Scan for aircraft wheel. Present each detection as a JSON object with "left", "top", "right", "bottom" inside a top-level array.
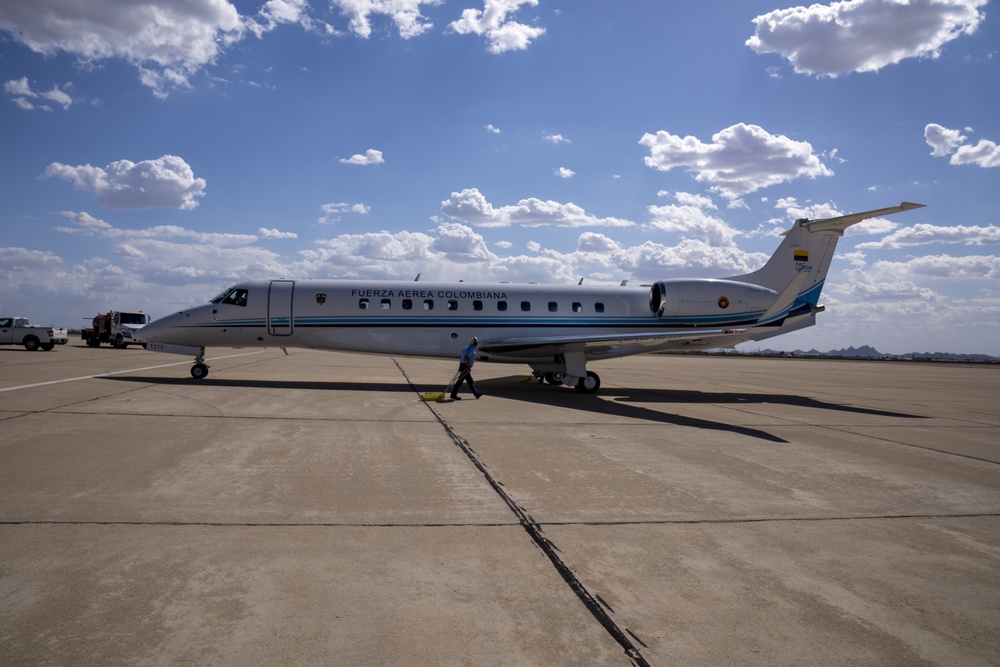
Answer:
[
  {"left": 575, "top": 371, "right": 601, "bottom": 394},
  {"left": 543, "top": 372, "right": 564, "bottom": 385},
  {"left": 191, "top": 363, "right": 209, "bottom": 379}
]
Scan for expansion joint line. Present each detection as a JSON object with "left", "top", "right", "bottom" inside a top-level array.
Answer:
[{"left": 393, "top": 359, "right": 650, "bottom": 667}]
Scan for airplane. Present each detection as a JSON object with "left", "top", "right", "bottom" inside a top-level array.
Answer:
[{"left": 138, "top": 202, "right": 924, "bottom": 394}]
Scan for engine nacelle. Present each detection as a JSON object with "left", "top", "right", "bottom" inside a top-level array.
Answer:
[{"left": 649, "top": 279, "right": 777, "bottom": 321}]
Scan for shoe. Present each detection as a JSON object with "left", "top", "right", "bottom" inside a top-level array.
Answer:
[
  {"left": 451, "top": 396, "right": 461, "bottom": 400},
  {"left": 474, "top": 392, "right": 483, "bottom": 399}
]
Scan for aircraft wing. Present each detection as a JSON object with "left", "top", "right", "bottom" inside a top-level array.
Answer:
[{"left": 480, "top": 327, "right": 755, "bottom": 359}]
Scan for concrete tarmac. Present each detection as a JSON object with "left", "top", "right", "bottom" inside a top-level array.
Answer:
[{"left": 1, "top": 344, "right": 998, "bottom": 666}]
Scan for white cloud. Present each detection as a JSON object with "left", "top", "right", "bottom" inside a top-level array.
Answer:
[
  {"left": 556, "top": 167, "right": 575, "bottom": 179},
  {"left": 838, "top": 254, "right": 1000, "bottom": 308},
  {"left": 339, "top": 149, "right": 385, "bottom": 165},
  {"left": 449, "top": 0, "right": 545, "bottom": 53},
  {"left": 57, "top": 210, "right": 113, "bottom": 232},
  {"left": 925, "top": 123, "right": 1000, "bottom": 167},
  {"left": 333, "top": 0, "right": 440, "bottom": 39},
  {"left": 576, "top": 232, "right": 621, "bottom": 255},
  {"left": 319, "top": 202, "right": 371, "bottom": 223},
  {"left": 747, "top": 0, "right": 987, "bottom": 76},
  {"left": 3, "top": 76, "right": 73, "bottom": 110},
  {"left": 951, "top": 139, "right": 1000, "bottom": 168},
  {"left": 44, "top": 155, "right": 207, "bottom": 210},
  {"left": 545, "top": 134, "right": 570, "bottom": 144},
  {"left": 856, "top": 224, "right": 1000, "bottom": 248},
  {"left": 674, "top": 192, "right": 716, "bottom": 210},
  {"left": 639, "top": 123, "right": 833, "bottom": 199},
  {"left": 646, "top": 196, "right": 740, "bottom": 248},
  {"left": 56, "top": 216, "right": 258, "bottom": 247},
  {"left": 258, "top": 227, "right": 299, "bottom": 239},
  {"left": 0, "top": 0, "right": 245, "bottom": 98},
  {"left": 485, "top": 123, "right": 501, "bottom": 134},
  {"left": 247, "top": 0, "right": 316, "bottom": 38},
  {"left": 440, "top": 187, "right": 635, "bottom": 228},
  {"left": 925, "top": 122, "right": 967, "bottom": 155},
  {"left": 430, "top": 222, "right": 494, "bottom": 261}
]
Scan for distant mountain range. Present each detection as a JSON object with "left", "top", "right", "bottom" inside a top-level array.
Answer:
[{"left": 758, "top": 345, "right": 999, "bottom": 363}]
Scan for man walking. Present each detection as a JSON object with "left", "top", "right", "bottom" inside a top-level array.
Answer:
[{"left": 451, "top": 336, "right": 483, "bottom": 400}]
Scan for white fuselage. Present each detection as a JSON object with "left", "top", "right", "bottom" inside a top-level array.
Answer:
[{"left": 140, "top": 278, "right": 772, "bottom": 364}]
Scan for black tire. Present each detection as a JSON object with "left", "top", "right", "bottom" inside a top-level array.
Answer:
[
  {"left": 40, "top": 342, "right": 55, "bottom": 351},
  {"left": 114, "top": 334, "right": 125, "bottom": 349},
  {"left": 23, "top": 336, "right": 40, "bottom": 351},
  {"left": 575, "top": 371, "right": 601, "bottom": 394},
  {"left": 191, "top": 363, "right": 209, "bottom": 379}
]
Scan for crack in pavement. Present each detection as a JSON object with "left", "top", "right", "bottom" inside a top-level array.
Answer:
[{"left": 394, "top": 358, "right": 650, "bottom": 667}]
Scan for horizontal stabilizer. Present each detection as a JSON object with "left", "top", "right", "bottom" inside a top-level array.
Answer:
[{"left": 803, "top": 202, "right": 924, "bottom": 234}]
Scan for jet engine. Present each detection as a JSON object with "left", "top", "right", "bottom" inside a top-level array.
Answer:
[{"left": 649, "top": 279, "right": 777, "bottom": 321}]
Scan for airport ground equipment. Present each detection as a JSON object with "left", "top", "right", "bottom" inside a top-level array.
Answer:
[
  {"left": 82, "top": 310, "right": 152, "bottom": 348},
  {"left": 0, "top": 316, "right": 68, "bottom": 351}
]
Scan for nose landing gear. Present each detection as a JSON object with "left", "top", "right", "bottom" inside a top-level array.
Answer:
[{"left": 191, "top": 348, "right": 209, "bottom": 379}]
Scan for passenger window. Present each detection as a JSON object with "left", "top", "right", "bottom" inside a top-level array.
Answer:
[
  {"left": 402, "top": 299, "right": 412, "bottom": 310},
  {"left": 572, "top": 302, "right": 582, "bottom": 313},
  {"left": 548, "top": 302, "right": 558, "bottom": 312},
  {"left": 473, "top": 300, "right": 483, "bottom": 311},
  {"left": 595, "top": 302, "right": 605, "bottom": 313},
  {"left": 381, "top": 299, "right": 391, "bottom": 310},
  {"left": 359, "top": 299, "right": 370, "bottom": 310},
  {"left": 448, "top": 300, "right": 458, "bottom": 311},
  {"left": 423, "top": 300, "right": 434, "bottom": 311},
  {"left": 497, "top": 301, "right": 507, "bottom": 312},
  {"left": 521, "top": 301, "right": 531, "bottom": 312}
]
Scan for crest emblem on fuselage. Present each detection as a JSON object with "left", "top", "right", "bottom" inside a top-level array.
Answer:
[{"left": 316, "top": 293, "right": 327, "bottom": 305}]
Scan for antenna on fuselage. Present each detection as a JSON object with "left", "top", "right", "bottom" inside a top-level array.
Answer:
[{"left": 414, "top": 273, "right": 422, "bottom": 281}]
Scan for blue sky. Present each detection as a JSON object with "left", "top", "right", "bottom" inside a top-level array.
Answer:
[{"left": 2, "top": 0, "right": 998, "bottom": 355}]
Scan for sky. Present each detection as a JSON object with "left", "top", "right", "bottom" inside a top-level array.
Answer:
[{"left": 1, "top": 0, "right": 998, "bottom": 356}]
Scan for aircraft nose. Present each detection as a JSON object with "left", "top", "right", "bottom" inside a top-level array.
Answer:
[{"left": 135, "top": 314, "right": 175, "bottom": 343}]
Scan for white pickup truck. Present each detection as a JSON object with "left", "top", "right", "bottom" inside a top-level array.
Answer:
[{"left": 0, "top": 316, "right": 69, "bottom": 351}]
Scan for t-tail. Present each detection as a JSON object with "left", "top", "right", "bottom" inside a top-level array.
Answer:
[{"left": 729, "top": 202, "right": 924, "bottom": 337}]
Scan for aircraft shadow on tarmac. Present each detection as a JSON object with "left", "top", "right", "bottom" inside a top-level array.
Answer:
[
  {"left": 112, "top": 373, "right": 922, "bottom": 444},
  {"left": 476, "top": 377, "right": 923, "bottom": 444}
]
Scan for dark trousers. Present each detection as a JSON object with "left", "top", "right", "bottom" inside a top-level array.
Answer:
[{"left": 451, "top": 363, "right": 479, "bottom": 397}]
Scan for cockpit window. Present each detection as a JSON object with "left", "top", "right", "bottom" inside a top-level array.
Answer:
[{"left": 211, "top": 288, "right": 248, "bottom": 307}]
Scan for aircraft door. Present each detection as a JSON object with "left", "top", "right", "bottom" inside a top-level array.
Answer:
[{"left": 268, "top": 280, "right": 295, "bottom": 336}]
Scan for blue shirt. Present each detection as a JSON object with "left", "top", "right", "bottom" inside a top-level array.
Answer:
[{"left": 461, "top": 343, "right": 477, "bottom": 367}]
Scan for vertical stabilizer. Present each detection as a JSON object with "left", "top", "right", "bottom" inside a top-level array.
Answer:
[{"left": 727, "top": 202, "right": 924, "bottom": 305}]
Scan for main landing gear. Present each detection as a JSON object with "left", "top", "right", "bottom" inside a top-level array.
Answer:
[{"left": 531, "top": 370, "right": 601, "bottom": 394}]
